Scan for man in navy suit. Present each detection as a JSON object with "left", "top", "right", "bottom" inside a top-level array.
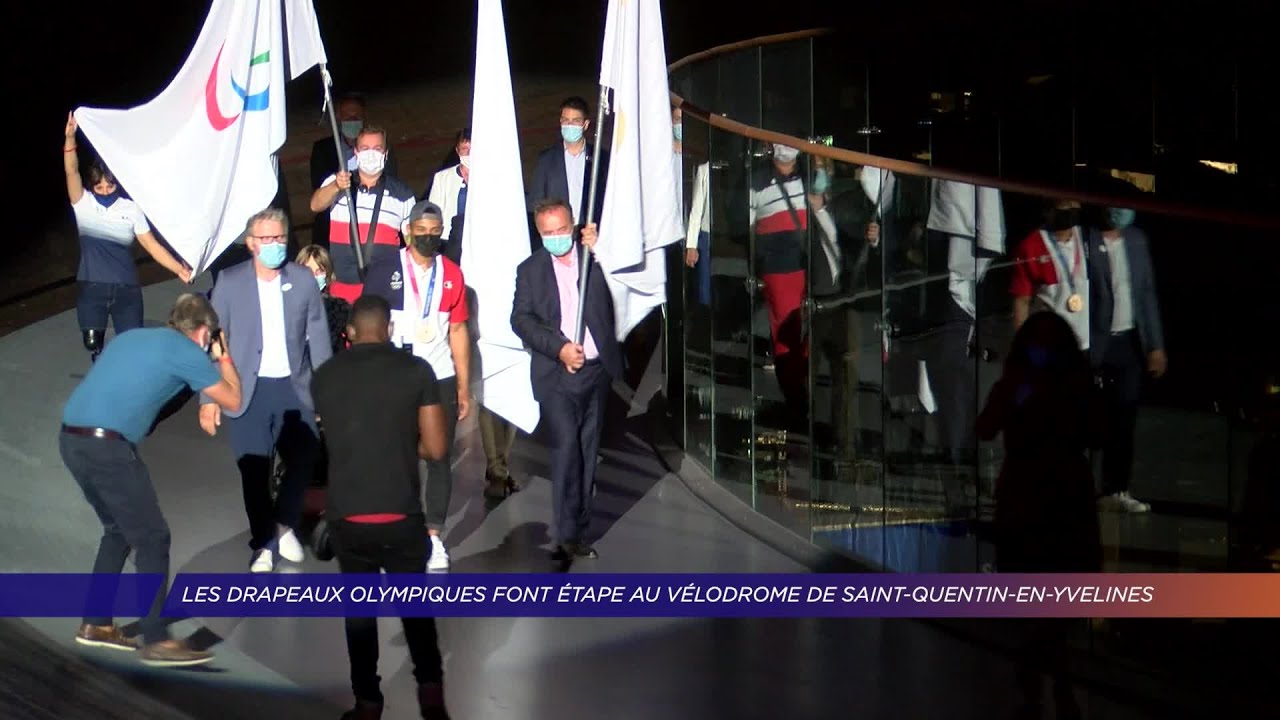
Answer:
[
  {"left": 199, "top": 208, "right": 333, "bottom": 573},
  {"left": 512, "top": 199, "right": 622, "bottom": 561},
  {"left": 1087, "top": 206, "right": 1166, "bottom": 513},
  {"left": 527, "top": 97, "right": 609, "bottom": 235}
]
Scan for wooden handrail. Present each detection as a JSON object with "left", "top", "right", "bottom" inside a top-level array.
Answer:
[{"left": 666, "top": 33, "right": 1280, "bottom": 233}]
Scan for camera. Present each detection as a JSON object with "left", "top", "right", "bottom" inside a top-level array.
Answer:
[{"left": 208, "top": 328, "right": 226, "bottom": 356}]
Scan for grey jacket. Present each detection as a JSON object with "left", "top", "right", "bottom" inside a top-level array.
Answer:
[
  {"left": 199, "top": 260, "right": 332, "bottom": 417},
  {"left": 1087, "top": 225, "right": 1164, "bottom": 366}
]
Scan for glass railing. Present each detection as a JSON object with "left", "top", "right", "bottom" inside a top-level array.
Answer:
[{"left": 665, "top": 31, "right": 1280, "bottom": 710}]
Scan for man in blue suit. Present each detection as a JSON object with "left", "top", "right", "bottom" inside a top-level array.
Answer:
[
  {"left": 200, "top": 208, "right": 333, "bottom": 572},
  {"left": 512, "top": 199, "right": 622, "bottom": 561},
  {"left": 527, "top": 97, "right": 609, "bottom": 235},
  {"left": 1088, "top": 206, "right": 1166, "bottom": 514}
]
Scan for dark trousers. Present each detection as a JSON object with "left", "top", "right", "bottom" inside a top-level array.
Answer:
[
  {"left": 423, "top": 376, "right": 458, "bottom": 531},
  {"left": 542, "top": 362, "right": 608, "bottom": 544},
  {"left": 1098, "top": 330, "right": 1143, "bottom": 495},
  {"left": 334, "top": 517, "right": 443, "bottom": 704},
  {"left": 76, "top": 282, "right": 143, "bottom": 335},
  {"left": 59, "top": 432, "right": 171, "bottom": 645},
  {"left": 227, "top": 378, "right": 319, "bottom": 550}
]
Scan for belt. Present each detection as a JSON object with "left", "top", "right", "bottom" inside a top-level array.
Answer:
[{"left": 61, "top": 424, "right": 128, "bottom": 442}]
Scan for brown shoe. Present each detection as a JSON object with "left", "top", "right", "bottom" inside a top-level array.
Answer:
[
  {"left": 139, "top": 639, "right": 213, "bottom": 668},
  {"left": 74, "top": 623, "right": 136, "bottom": 652},
  {"left": 418, "top": 682, "right": 450, "bottom": 720}
]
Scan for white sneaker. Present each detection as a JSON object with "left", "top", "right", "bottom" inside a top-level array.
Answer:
[
  {"left": 1099, "top": 491, "right": 1151, "bottom": 513},
  {"left": 277, "top": 528, "right": 305, "bottom": 563},
  {"left": 250, "top": 549, "right": 274, "bottom": 573},
  {"left": 427, "top": 535, "right": 449, "bottom": 572}
]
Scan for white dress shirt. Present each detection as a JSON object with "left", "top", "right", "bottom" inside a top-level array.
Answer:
[
  {"left": 257, "top": 275, "right": 292, "bottom": 378},
  {"left": 1104, "top": 234, "right": 1135, "bottom": 333},
  {"left": 564, "top": 147, "right": 588, "bottom": 224}
]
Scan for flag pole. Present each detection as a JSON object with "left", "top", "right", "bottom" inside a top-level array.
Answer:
[
  {"left": 573, "top": 85, "right": 610, "bottom": 345},
  {"left": 319, "top": 64, "right": 367, "bottom": 279}
]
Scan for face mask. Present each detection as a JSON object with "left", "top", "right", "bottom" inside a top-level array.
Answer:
[
  {"left": 356, "top": 149, "right": 386, "bottom": 175},
  {"left": 459, "top": 154, "right": 471, "bottom": 168},
  {"left": 673, "top": 123, "right": 683, "bottom": 142},
  {"left": 1048, "top": 208, "right": 1079, "bottom": 232},
  {"left": 411, "top": 234, "right": 443, "bottom": 257},
  {"left": 257, "top": 242, "right": 287, "bottom": 269},
  {"left": 773, "top": 144, "right": 799, "bottom": 163},
  {"left": 541, "top": 233, "right": 574, "bottom": 257},
  {"left": 314, "top": 273, "right": 327, "bottom": 291},
  {"left": 811, "top": 168, "right": 830, "bottom": 194},
  {"left": 561, "top": 124, "right": 584, "bottom": 144},
  {"left": 340, "top": 120, "right": 363, "bottom": 141},
  {"left": 93, "top": 190, "right": 120, "bottom": 208},
  {"left": 1108, "top": 208, "right": 1136, "bottom": 229}
]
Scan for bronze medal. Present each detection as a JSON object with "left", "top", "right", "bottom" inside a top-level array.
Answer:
[{"left": 1066, "top": 293, "right": 1083, "bottom": 313}]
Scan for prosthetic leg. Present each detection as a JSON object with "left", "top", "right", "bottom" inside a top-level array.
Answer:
[{"left": 82, "top": 329, "right": 105, "bottom": 363}]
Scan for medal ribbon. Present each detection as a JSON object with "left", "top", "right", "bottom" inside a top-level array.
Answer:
[
  {"left": 1046, "top": 231, "right": 1082, "bottom": 296},
  {"left": 405, "top": 252, "right": 439, "bottom": 321}
]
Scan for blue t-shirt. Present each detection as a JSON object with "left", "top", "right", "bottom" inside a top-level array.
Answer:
[
  {"left": 63, "top": 327, "right": 221, "bottom": 444},
  {"left": 72, "top": 191, "right": 148, "bottom": 286}
]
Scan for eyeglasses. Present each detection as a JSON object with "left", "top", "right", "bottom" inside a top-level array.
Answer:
[{"left": 252, "top": 235, "right": 287, "bottom": 244}]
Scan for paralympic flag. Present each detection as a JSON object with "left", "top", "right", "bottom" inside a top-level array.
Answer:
[
  {"left": 460, "top": 0, "right": 539, "bottom": 432},
  {"left": 74, "top": 0, "right": 327, "bottom": 274},
  {"left": 594, "top": 0, "right": 683, "bottom": 339}
]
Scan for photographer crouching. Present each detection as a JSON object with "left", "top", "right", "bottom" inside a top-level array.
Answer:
[
  {"left": 311, "top": 295, "right": 451, "bottom": 720},
  {"left": 60, "top": 293, "right": 242, "bottom": 666}
]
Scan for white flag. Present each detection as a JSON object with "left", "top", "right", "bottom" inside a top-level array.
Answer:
[
  {"left": 461, "top": 0, "right": 540, "bottom": 433},
  {"left": 595, "top": 0, "right": 682, "bottom": 339},
  {"left": 74, "top": 0, "right": 327, "bottom": 275}
]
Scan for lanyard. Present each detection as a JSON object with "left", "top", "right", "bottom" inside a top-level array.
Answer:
[
  {"left": 405, "top": 252, "right": 438, "bottom": 320},
  {"left": 1046, "top": 231, "right": 1082, "bottom": 294}
]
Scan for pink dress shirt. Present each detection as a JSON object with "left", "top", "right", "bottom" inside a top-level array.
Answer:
[{"left": 551, "top": 249, "right": 599, "bottom": 360}]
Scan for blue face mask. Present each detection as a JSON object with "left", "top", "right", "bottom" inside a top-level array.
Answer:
[
  {"left": 541, "top": 234, "right": 574, "bottom": 257},
  {"left": 1108, "top": 208, "right": 1136, "bottom": 230},
  {"left": 93, "top": 190, "right": 120, "bottom": 208},
  {"left": 561, "top": 124, "right": 584, "bottom": 144},
  {"left": 1027, "top": 345, "right": 1052, "bottom": 369},
  {"left": 340, "top": 120, "right": 362, "bottom": 141},
  {"left": 811, "top": 168, "right": 830, "bottom": 194},
  {"left": 673, "top": 123, "right": 683, "bottom": 142},
  {"left": 257, "top": 242, "right": 287, "bottom": 269},
  {"left": 314, "top": 274, "right": 327, "bottom": 291}
]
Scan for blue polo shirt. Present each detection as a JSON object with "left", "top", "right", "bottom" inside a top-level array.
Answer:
[
  {"left": 72, "top": 191, "right": 150, "bottom": 286},
  {"left": 63, "top": 327, "right": 221, "bottom": 444}
]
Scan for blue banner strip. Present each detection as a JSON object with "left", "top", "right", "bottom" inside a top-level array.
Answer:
[{"left": 0, "top": 573, "right": 1165, "bottom": 618}]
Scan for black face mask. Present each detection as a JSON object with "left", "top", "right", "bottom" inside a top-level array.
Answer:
[
  {"left": 411, "top": 234, "right": 444, "bottom": 257},
  {"left": 1047, "top": 208, "right": 1079, "bottom": 232}
]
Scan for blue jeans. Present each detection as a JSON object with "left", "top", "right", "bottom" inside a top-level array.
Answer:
[
  {"left": 59, "top": 432, "right": 171, "bottom": 645},
  {"left": 76, "top": 282, "right": 144, "bottom": 335}
]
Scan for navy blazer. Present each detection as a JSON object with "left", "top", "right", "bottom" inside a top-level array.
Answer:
[
  {"left": 527, "top": 143, "right": 608, "bottom": 224},
  {"left": 200, "top": 260, "right": 333, "bottom": 417},
  {"left": 511, "top": 247, "right": 622, "bottom": 401},
  {"left": 1086, "top": 225, "right": 1165, "bottom": 366}
]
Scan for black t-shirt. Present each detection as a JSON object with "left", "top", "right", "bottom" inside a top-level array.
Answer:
[{"left": 311, "top": 342, "right": 440, "bottom": 519}]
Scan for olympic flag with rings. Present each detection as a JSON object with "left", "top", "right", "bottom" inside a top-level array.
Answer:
[{"left": 74, "top": 0, "right": 327, "bottom": 274}]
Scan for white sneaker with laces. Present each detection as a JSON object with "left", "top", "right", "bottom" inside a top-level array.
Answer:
[
  {"left": 250, "top": 549, "right": 274, "bottom": 574},
  {"left": 427, "top": 535, "right": 449, "bottom": 572},
  {"left": 277, "top": 528, "right": 305, "bottom": 563},
  {"left": 1099, "top": 491, "right": 1150, "bottom": 513}
]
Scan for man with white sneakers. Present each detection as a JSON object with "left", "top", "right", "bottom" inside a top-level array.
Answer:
[
  {"left": 362, "top": 201, "right": 472, "bottom": 571},
  {"left": 200, "top": 208, "right": 332, "bottom": 573}
]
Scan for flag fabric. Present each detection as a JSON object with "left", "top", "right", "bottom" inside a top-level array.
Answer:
[
  {"left": 594, "top": 0, "right": 683, "bottom": 339},
  {"left": 460, "top": 0, "right": 540, "bottom": 433},
  {"left": 74, "top": 0, "right": 327, "bottom": 275}
]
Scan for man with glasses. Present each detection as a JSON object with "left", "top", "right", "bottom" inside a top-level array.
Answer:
[
  {"left": 310, "top": 125, "right": 417, "bottom": 303},
  {"left": 200, "top": 208, "right": 333, "bottom": 573}
]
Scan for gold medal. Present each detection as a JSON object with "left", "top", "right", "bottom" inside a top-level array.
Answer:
[
  {"left": 1066, "top": 293, "right": 1083, "bottom": 313},
  {"left": 416, "top": 320, "right": 437, "bottom": 344}
]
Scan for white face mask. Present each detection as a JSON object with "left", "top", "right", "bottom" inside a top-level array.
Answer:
[
  {"left": 459, "top": 154, "right": 471, "bottom": 168},
  {"left": 356, "top": 149, "right": 386, "bottom": 175},
  {"left": 773, "top": 144, "right": 800, "bottom": 163}
]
